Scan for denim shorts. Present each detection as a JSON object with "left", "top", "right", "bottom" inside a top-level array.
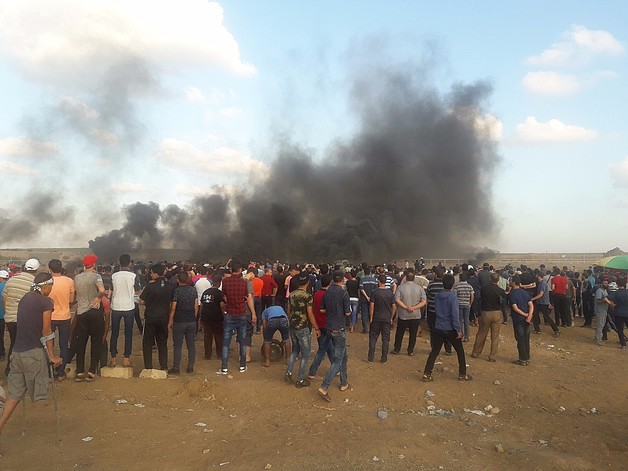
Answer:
[{"left": 264, "top": 316, "right": 289, "bottom": 344}]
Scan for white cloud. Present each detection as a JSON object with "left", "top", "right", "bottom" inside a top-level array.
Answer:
[
  {"left": 610, "top": 157, "right": 628, "bottom": 188},
  {"left": 110, "top": 182, "right": 153, "bottom": 193},
  {"left": 0, "top": 160, "right": 37, "bottom": 175},
  {"left": 219, "top": 107, "right": 243, "bottom": 119},
  {"left": 0, "top": 136, "right": 60, "bottom": 157},
  {"left": 155, "top": 138, "right": 269, "bottom": 180},
  {"left": 186, "top": 86, "right": 205, "bottom": 104},
  {"left": 516, "top": 116, "right": 598, "bottom": 143},
  {"left": 474, "top": 114, "right": 502, "bottom": 141},
  {"left": 522, "top": 71, "right": 580, "bottom": 95},
  {"left": 526, "top": 24, "right": 624, "bottom": 67},
  {"left": 0, "top": 0, "right": 255, "bottom": 87}
]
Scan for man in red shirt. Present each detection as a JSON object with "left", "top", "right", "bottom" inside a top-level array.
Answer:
[
  {"left": 551, "top": 271, "right": 571, "bottom": 327},
  {"left": 260, "top": 267, "right": 278, "bottom": 313},
  {"left": 307, "top": 274, "right": 334, "bottom": 379},
  {"left": 217, "top": 261, "right": 256, "bottom": 374}
]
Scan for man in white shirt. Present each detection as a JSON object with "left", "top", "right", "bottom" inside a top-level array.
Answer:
[{"left": 109, "top": 254, "right": 140, "bottom": 367}]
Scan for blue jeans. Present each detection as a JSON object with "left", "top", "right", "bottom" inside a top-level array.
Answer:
[
  {"left": 321, "top": 330, "right": 348, "bottom": 391},
  {"left": 459, "top": 305, "right": 470, "bottom": 340},
  {"left": 349, "top": 300, "right": 359, "bottom": 327},
  {"left": 110, "top": 309, "right": 134, "bottom": 357},
  {"left": 308, "top": 328, "right": 334, "bottom": 376},
  {"left": 359, "top": 300, "right": 370, "bottom": 332},
  {"left": 51, "top": 319, "right": 71, "bottom": 377},
  {"left": 172, "top": 322, "right": 196, "bottom": 370},
  {"left": 222, "top": 315, "right": 248, "bottom": 369},
  {"left": 286, "top": 327, "right": 312, "bottom": 381}
]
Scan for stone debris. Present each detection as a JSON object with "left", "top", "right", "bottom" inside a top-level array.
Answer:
[
  {"left": 82, "top": 437, "right": 94, "bottom": 442},
  {"left": 424, "top": 390, "right": 435, "bottom": 398},
  {"left": 495, "top": 444, "right": 504, "bottom": 453},
  {"left": 100, "top": 366, "right": 133, "bottom": 379},
  {"left": 139, "top": 369, "right": 168, "bottom": 380},
  {"left": 219, "top": 462, "right": 229, "bottom": 466},
  {"left": 194, "top": 422, "right": 207, "bottom": 427},
  {"left": 134, "top": 404, "right": 145, "bottom": 408},
  {"left": 493, "top": 380, "right": 501, "bottom": 385},
  {"left": 203, "top": 449, "right": 211, "bottom": 454},
  {"left": 114, "top": 399, "right": 128, "bottom": 404},
  {"left": 203, "top": 429, "right": 213, "bottom": 433},
  {"left": 377, "top": 410, "right": 388, "bottom": 420},
  {"left": 558, "top": 406, "right": 566, "bottom": 412},
  {"left": 265, "top": 464, "right": 273, "bottom": 470},
  {"left": 590, "top": 408, "right": 598, "bottom": 414},
  {"left": 464, "top": 408, "right": 486, "bottom": 416},
  {"left": 372, "top": 456, "right": 380, "bottom": 462}
]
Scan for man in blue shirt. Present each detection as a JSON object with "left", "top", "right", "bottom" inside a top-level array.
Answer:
[
  {"left": 508, "top": 275, "right": 534, "bottom": 366},
  {"left": 261, "top": 305, "right": 291, "bottom": 367},
  {"left": 422, "top": 275, "right": 472, "bottom": 382}
]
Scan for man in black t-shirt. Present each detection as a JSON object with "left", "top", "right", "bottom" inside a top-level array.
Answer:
[
  {"left": 139, "top": 264, "right": 175, "bottom": 370},
  {"left": 368, "top": 275, "right": 397, "bottom": 363},
  {"left": 200, "top": 273, "right": 225, "bottom": 360}
]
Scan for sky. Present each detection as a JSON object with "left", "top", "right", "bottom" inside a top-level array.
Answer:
[{"left": 0, "top": 0, "right": 627, "bottom": 255}]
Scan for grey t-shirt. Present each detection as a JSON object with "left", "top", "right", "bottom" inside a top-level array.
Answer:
[
  {"left": 594, "top": 288, "right": 609, "bottom": 316},
  {"left": 75, "top": 271, "right": 103, "bottom": 315},
  {"left": 395, "top": 281, "right": 426, "bottom": 320}
]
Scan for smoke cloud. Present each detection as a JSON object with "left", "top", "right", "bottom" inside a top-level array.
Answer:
[{"left": 90, "top": 63, "right": 501, "bottom": 262}]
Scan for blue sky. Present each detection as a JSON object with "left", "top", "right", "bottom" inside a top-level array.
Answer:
[{"left": 0, "top": 0, "right": 627, "bottom": 253}]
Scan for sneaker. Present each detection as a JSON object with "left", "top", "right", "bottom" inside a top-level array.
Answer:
[
  {"left": 534, "top": 331, "right": 541, "bottom": 334},
  {"left": 407, "top": 351, "right": 414, "bottom": 357},
  {"left": 391, "top": 350, "right": 400, "bottom": 355},
  {"left": 186, "top": 367, "right": 194, "bottom": 374},
  {"left": 167, "top": 368, "right": 180, "bottom": 375},
  {"left": 216, "top": 368, "right": 228, "bottom": 375},
  {"left": 284, "top": 371, "right": 293, "bottom": 383},
  {"left": 553, "top": 331, "right": 561, "bottom": 338},
  {"left": 380, "top": 358, "right": 387, "bottom": 364},
  {"left": 239, "top": 366, "right": 247, "bottom": 373},
  {"left": 295, "top": 379, "right": 311, "bottom": 388},
  {"left": 620, "top": 345, "right": 627, "bottom": 350}
]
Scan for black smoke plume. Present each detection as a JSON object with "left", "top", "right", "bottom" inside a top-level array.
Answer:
[{"left": 90, "top": 63, "right": 501, "bottom": 263}]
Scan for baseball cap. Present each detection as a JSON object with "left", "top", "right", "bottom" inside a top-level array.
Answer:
[
  {"left": 0, "top": 270, "right": 9, "bottom": 279},
  {"left": 297, "top": 271, "right": 309, "bottom": 284},
  {"left": 83, "top": 254, "right": 98, "bottom": 268},
  {"left": 24, "top": 258, "right": 40, "bottom": 271}
]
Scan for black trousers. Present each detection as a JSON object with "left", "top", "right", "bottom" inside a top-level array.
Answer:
[
  {"left": 394, "top": 318, "right": 420, "bottom": 353},
  {"left": 513, "top": 321, "right": 531, "bottom": 361},
  {"left": 533, "top": 304, "right": 559, "bottom": 333},
  {"left": 615, "top": 316, "right": 627, "bottom": 347},
  {"left": 75, "top": 308, "right": 105, "bottom": 374},
  {"left": 368, "top": 320, "right": 391, "bottom": 362},
  {"left": 134, "top": 303, "right": 143, "bottom": 333},
  {"left": 143, "top": 316, "right": 168, "bottom": 369},
  {"left": 4, "top": 321, "right": 17, "bottom": 374},
  {"left": 0, "top": 319, "right": 6, "bottom": 356},
  {"left": 423, "top": 329, "right": 466, "bottom": 376},
  {"left": 427, "top": 313, "right": 452, "bottom": 353},
  {"left": 261, "top": 295, "right": 274, "bottom": 312},
  {"left": 582, "top": 294, "right": 594, "bottom": 325}
]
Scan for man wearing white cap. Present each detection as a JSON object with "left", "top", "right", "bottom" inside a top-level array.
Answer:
[
  {"left": 2, "top": 259, "right": 40, "bottom": 376},
  {"left": 0, "top": 269, "right": 10, "bottom": 361}
]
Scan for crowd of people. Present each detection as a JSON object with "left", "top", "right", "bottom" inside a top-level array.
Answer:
[{"left": 0, "top": 255, "right": 626, "bottom": 435}]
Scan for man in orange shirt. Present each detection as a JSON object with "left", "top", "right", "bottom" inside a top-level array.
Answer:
[
  {"left": 48, "top": 259, "right": 75, "bottom": 381},
  {"left": 247, "top": 267, "right": 264, "bottom": 334}
]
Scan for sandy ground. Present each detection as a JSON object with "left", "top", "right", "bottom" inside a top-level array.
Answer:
[{"left": 0, "top": 317, "right": 626, "bottom": 471}]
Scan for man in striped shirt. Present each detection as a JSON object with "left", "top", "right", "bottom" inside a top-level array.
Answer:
[
  {"left": 453, "top": 272, "right": 474, "bottom": 342},
  {"left": 2, "top": 259, "right": 40, "bottom": 375},
  {"left": 426, "top": 267, "right": 451, "bottom": 355}
]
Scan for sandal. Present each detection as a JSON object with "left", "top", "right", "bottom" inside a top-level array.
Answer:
[
  {"left": 458, "top": 374, "right": 473, "bottom": 381},
  {"left": 85, "top": 372, "right": 97, "bottom": 382},
  {"left": 75, "top": 373, "right": 86, "bottom": 382},
  {"left": 339, "top": 383, "right": 351, "bottom": 392},
  {"left": 512, "top": 360, "right": 528, "bottom": 366},
  {"left": 421, "top": 374, "right": 434, "bottom": 382},
  {"left": 318, "top": 389, "right": 332, "bottom": 403},
  {"left": 122, "top": 358, "right": 131, "bottom": 367}
]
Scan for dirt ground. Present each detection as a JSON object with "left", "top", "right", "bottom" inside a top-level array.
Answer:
[{"left": 0, "top": 318, "right": 626, "bottom": 471}]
